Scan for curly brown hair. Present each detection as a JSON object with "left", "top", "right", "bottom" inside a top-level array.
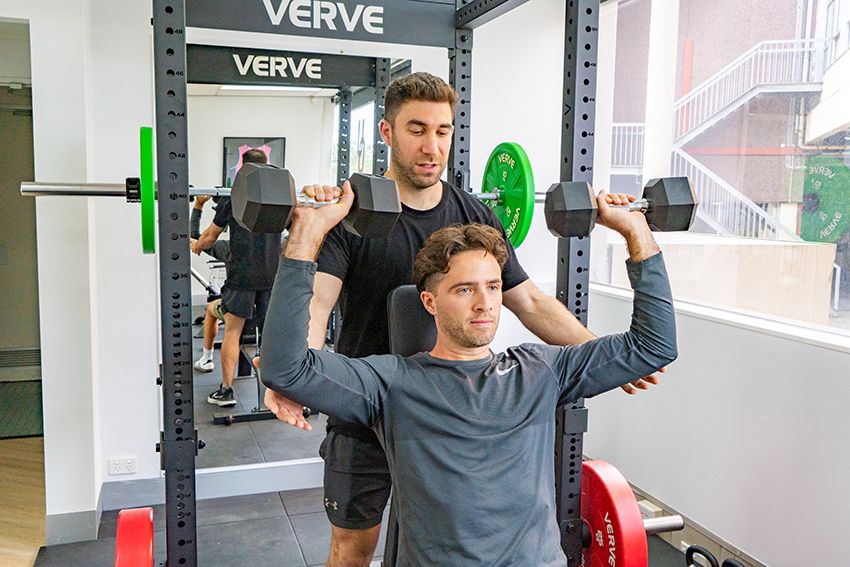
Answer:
[
  {"left": 384, "top": 72, "right": 459, "bottom": 128},
  {"left": 413, "top": 224, "right": 508, "bottom": 294}
]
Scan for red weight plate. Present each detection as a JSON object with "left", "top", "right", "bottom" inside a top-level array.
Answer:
[
  {"left": 581, "top": 461, "right": 648, "bottom": 567},
  {"left": 115, "top": 507, "right": 154, "bottom": 567}
]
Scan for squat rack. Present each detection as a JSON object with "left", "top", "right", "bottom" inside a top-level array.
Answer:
[{"left": 151, "top": 1, "right": 598, "bottom": 565}]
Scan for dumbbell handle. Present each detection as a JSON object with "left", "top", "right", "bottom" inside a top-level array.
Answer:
[
  {"left": 610, "top": 198, "right": 650, "bottom": 213},
  {"left": 298, "top": 194, "right": 341, "bottom": 208}
]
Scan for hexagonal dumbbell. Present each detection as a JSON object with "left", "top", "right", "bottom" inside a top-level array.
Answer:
[
  {"left": 543, "top": 177, "right": 697, "bottom": 238},
  {"left": 231, "top": 163, "right": 402, "bottom": 238}
]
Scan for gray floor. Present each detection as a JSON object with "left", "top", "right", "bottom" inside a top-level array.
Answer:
[
  {"left": 190, "top": 315, "right": 327, "bottom": 469},
  {"left": 35, "top": 487, "right": 389, "bottom": 567}
]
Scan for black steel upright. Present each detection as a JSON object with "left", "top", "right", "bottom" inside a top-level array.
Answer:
[
  {"left": 448, "top": 28, "right": 473, "bottom": 191},
  {"left": 373, "top": 58, "right": 390, "bottom": 176},
  {"left": 152, "top": 0, "right": 198, "bottom": 565},
  {"left": 336, "top": 89, "right": 352, "bottom": 186},
  {"left": 555, "top": 0, "right": 599, "bottom": 565}
]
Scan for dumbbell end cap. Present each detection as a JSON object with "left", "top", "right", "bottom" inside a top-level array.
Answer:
[{"left": 544, "top": 182, "right": 597, "bottom": 238}]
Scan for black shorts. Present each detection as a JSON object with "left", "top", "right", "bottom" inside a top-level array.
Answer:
[
  {"left": 319, "top": 426, "right": 392, "bottom": 530},
  {"left": 220, "top": 285, "right": 271, "bottom": 323}
]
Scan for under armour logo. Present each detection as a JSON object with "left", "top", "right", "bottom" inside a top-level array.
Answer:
[{"left": 324, "top": 498, "right": 338, "bottom": 511}]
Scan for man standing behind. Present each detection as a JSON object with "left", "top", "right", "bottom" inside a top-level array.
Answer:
[
  {"left": 192, "top": 148, "right": 280, "bottom": 406},
  {"left": 266, "top": 72, "right": 658, "bottom": 566}
]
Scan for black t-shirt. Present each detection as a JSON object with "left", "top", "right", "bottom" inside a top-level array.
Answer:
[
  {"left": 213, "top": 197, "right": 281, "bottom": 290},
  {"left": 317, "top": 180, "right": 529, "bottom": 359}
]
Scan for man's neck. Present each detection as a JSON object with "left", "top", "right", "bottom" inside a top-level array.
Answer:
[
  {"left": 429, "top": 340, "right": 491, "bottom": 362},
  {"left": 385, "top": 168, "right": 443, "bottom": 211}
]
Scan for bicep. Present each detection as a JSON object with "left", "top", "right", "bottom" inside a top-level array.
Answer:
[
  {"left": 308, "top": 272, "right": 343, "bottom": 349},
  {"left": 503, "top": 280, "right": 596, "bottom": 345}
]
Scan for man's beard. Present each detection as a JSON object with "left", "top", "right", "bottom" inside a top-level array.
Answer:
[
  {"left": 435, "top": 307, "right": 497, "bottom": 349},
  {"left": 390, "top": 137, "right": 445, "bottom": 190}
]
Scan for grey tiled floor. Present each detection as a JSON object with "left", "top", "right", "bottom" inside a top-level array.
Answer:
[
  {"left": 190, "top": 316, "right": 327, "bottom": 470},
  {"left": 36, "top": 488, "right": 388, "bottom": 567}
]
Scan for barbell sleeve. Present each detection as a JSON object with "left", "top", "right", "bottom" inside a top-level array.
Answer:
[
  {"left": 21, "top": 181, "right": 232, "bottom": 198},
  {"left": 642, "top": 515, "right": 684, "bottom": 536},
  {"left": 473, "top": 191, "right": 548, "bottom": 203},
  {"left": 21, "top": 182, "right": 127, "bottom": 197}
]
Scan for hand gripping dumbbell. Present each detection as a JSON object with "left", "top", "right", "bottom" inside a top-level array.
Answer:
[
  {"left": 231, "top": 163, "right": 402, "bottom": 238},
  {"left": 543, "top": 177, "right": 698, "bottom": 238}
]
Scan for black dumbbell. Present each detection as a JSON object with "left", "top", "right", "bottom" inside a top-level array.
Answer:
[
  {"left": 543, "top": 177, "right": 698, "bottom": 238},
  {"left": 231, "top": 163, "right": 402, "bottom": 238}
]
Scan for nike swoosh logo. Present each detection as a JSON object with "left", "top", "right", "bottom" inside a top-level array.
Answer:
[{"left": 496, "top": 364, "right": 518, "bottom": 376}]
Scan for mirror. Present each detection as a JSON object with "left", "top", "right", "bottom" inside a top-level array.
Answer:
[{"left": 183, "top": 34, "right": 444, "bottom": 475}]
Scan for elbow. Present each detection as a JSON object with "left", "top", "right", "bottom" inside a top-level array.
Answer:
[
  {"left": 260, "top": 358, "right": 299, "bottom": 394},
  {"left": 650, "top": 339, "right": 678, "bottom": 370},
  {"left": 636, "top": 334, "right": 677, "bottom": 372},
  {"left": 661, "top": 343, "right": 678, "bottom": 368}
]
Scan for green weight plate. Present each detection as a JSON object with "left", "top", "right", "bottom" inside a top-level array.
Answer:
[
  {"left": 800, "top": 156, "right": 850, "bottom": 243},
  {"left": 140, "top": 127, "right": 156, "bottom": 254},
  {"left": 481, "top": 142, "right": 535, "bottom": 248}
]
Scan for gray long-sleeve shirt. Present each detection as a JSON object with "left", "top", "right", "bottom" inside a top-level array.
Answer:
[{"left": 261, "top": 253, "right": 677, "bottom": 567}]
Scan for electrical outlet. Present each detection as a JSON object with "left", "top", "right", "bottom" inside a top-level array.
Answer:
[
  {"left": 638, "top": 499, "right": 662, "bottom": 519},
  {"left": 108, "top": 457, "right": 137, "bottom": 475}
]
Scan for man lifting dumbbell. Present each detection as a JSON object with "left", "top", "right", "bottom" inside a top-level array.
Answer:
[
  {"left": 258, "top": 180, "right": 677, "bottom": 566},
  {"left": 250, "top": 72, "right": 660, "bottom": 567}
]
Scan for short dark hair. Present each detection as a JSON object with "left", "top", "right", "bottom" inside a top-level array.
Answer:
[
  {"left": 242, "top": 148, "right": 268, "bottom": 165},
  {"left": 384, "top": 72, "right": 459, "bottom": 128},
  {"left": 413, "top": 224, "right": 508, "bottom": 294}
]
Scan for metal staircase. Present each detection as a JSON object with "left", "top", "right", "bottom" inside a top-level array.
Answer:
[
  {"left": 673, "top": 40, "right": 823, "bottom": 146},
  {"left": 671, "top": 148, "right": 801, "bottom": 240},
  {"left": 611, "top": 40, "right": 823, "bottom": 240}
]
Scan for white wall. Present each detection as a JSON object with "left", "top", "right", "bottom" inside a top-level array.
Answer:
[
  {"left": 0, "top": 0, "right": 162, "bottom": 543},
  {"left": 585, "top": 285, "right": 850, "bottom": 567}
]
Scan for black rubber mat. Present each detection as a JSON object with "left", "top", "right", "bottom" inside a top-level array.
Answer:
[{"left": 0, "top": 380, "right": 43, "bottom": 439}]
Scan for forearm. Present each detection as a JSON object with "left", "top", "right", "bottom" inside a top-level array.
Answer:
[
  {"left": 557, "top": 253, "right": 677, "bottom": 401},
  {"left": 190, "top": 208, "right": 202, "bottom": 239},
  {"left": 621, "top": 224, "right": 660, "bottom": 262},
  {"left": 195, "top": 227, "right": 221, "bottom": 251},
  {"left": 261, "top": 258, "right": 386, "bottom": 425},
  {"left": 307, "top": 273, "right": 343, "bottom": 350},
  {"left": 284, "top": 223, "right": 328, "bottom": 262}
]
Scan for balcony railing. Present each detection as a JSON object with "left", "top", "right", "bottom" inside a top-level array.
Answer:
[
  {"left": 611, "top": 123, "right": 645, "bottom": 167},
  {"left": 672, "top": 149, "right": 801, "bottom": 241},
  {"left": 674, "top": 40, "right": 823, "bottom": 143}
]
